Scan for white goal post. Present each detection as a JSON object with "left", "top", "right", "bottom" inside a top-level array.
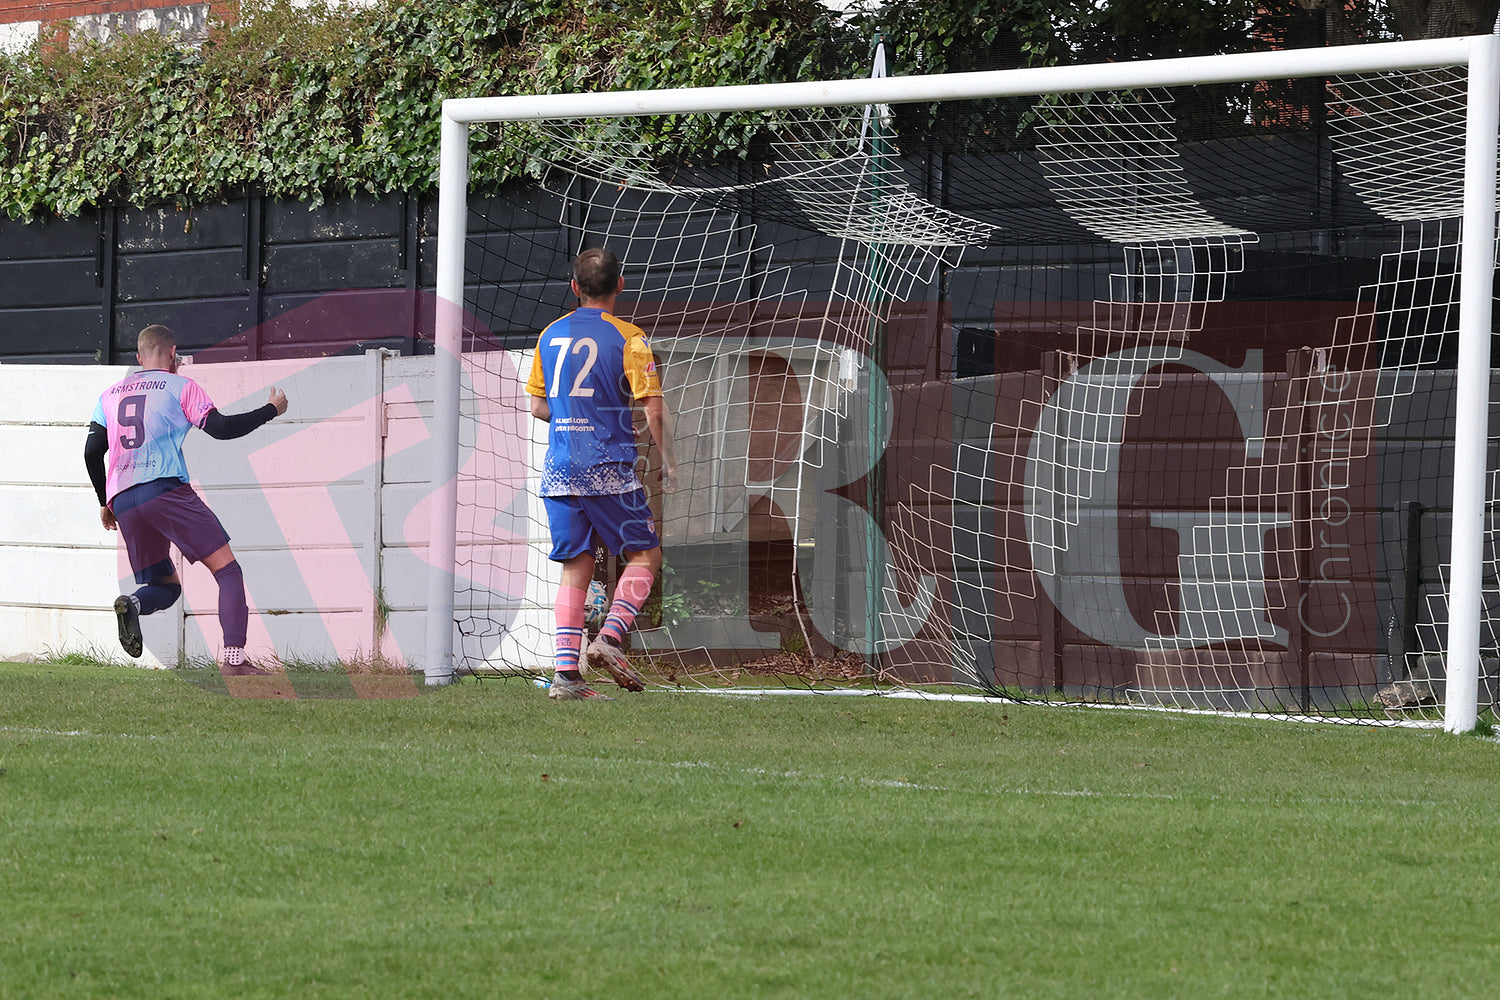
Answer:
[{"left": 425, "top": 35, "right": 1500, "bottom": 733}]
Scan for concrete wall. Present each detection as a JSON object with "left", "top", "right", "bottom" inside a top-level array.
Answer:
[{"left": 0, "top": 350, "right": 553, "bottom": 671}]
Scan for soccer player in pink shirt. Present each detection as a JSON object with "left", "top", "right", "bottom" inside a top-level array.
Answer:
[{"left": 83, "top": 325, "right": 288, "bottom": 675}]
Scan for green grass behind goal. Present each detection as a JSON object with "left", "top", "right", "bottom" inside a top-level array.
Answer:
[{"left": 2, "top": 661, "right": 1498, "bottom": 999}]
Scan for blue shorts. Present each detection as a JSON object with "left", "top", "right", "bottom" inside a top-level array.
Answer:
[
  {"left": 544, "top": 490, "right": 661, "bottom": 561},
  {"left": 115, "top": 482, "right": 230, "bottom": 584}
]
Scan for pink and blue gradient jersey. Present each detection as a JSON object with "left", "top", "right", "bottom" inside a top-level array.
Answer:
[
  {"left": 525, "top": 308, "right": 663, "bottom": 497},
  {"left": 91, "top": 369, "right": 216, "bottom": 504}
]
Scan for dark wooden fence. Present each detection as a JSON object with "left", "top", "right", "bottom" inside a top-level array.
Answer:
[{"left": 0, "top": 193, "right": 429, "bottom": 365}]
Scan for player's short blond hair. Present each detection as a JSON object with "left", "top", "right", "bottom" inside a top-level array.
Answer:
[{"left": 136, "top": 325, "right": 176, "bottom": 358}]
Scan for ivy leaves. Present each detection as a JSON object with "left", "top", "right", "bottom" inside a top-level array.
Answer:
[
  {"left": 0, "top": 0, "right": 1391, "bottom": 219},
  {"left": 0, "top": 0, "right": 853, "bottom": 218}
]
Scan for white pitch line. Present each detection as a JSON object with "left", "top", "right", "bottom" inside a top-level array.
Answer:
[
  {"left": 0, "top": 726, "right": 156, "bottom": 739},
  {"left": 656, "top": 686, "right": 1011, "bottom": 704},
  {"left": 520, "top": 751, "right": 1455, "bottom": 808},
  {"left": 649, "top": 685, "right": 1450, "bottom": 729}
]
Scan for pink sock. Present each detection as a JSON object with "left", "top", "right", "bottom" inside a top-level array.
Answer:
[
  {"left": 555, "top": 585, "right": 586, "bottom": 673},
  {"left": 599, "top": 565, "right": 655, "bottom": 645}
]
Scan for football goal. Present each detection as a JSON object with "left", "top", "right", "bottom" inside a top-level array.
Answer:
[{"left": 424, "top": 35, "right": 1500, "bottom": 733}]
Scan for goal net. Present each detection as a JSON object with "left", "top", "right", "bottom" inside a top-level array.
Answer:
[{"left": 427, "top": 37, "right": 1500, "bottom": 730}]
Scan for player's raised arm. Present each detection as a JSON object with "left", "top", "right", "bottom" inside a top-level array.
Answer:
[{"left": 199, "top": 385, "right": 288, "bottom": 441}]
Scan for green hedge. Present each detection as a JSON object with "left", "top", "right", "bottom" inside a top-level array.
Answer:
[
  {"left": 0, "top": 0, "right": 1085, "bottom": 219},
  {"left": 3, "top": 0, "right": 1046, "bottom": 218},
  {"left": 0, "top": 0, "right": 1369, "bottom": 219},
  {"left": 0, "top": 0, "right": 877, "bottom": 217}
]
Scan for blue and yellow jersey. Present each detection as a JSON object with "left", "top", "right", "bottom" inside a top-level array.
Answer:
[{"left": 525, "top": 308, "right": 662, "bottom": 497}]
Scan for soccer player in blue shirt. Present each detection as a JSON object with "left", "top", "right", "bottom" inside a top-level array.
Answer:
[
  {"left": 526, "top": 248, "right": 678, "bottom": 700},
  {"left": 83, "top": 325, "right": 288, "bottom": 675}
]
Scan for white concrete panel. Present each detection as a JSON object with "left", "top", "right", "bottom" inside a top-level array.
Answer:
[
  {"left": 70, "top": 4, "right": 210, "bottom": 47},
  {"left": 381, "top": 413, "right": 435, "bottom": 485},
  {"left": 0, "top": 20, "right": 39, "bottom": 55},
  {"left": 380, "top": 481, "right": 541, "bottom": 548},
  {"left": 0, "top": 607, "right": 171, "bottom": 669},
  {"left": 384, "top": 610, "right": 478, "bottom": 674},
  {"left": 380, "top": 610, "right": 429, "bottom": 671},
  {"left": 374, "top": 545, "right": 428, "bottom": 611},
  {"left": 177, "top": 548, "right": 375, "bottom": 616},
  {"left": 379, "top": 539, "right": 537, "bottom": 609},
  {"left": 183, "top": 609, "right": 372, "bottom": 664},
  {"left": 0, "top": 365, "right": 126, "bottom": 426},
  {"left": 387, "top": 356, "right": 436, "bottom": 401},
  {"left": 0, "top": 425, "right": 96, "bottom": 487},
  {"left": 195, "top": 483, "right": 377, "bottom": 549},
  {"left": 182, "top": 416, "right": 379, "bottom": 489},
  {"left": 0, "top": 485, "right": 113, "bottom": 546},
  {"left": 382, "top": 350, "right": 533, "bottom": 483},
  {"left": 182, "top": 355, "right": 379, "bottom": 418},
  {"left": 0, "top": 546, "right": 123, "bottom": 606},
  {"left": 1, "top": 353, "right": 557, "bottom": 669}
]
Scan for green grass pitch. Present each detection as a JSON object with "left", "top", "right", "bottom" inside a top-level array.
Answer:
[{"left": 2, "top": 660, "right": 1499, "bottom": 999}]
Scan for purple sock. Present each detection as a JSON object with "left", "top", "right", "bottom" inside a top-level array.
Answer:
[
  {"left": 213, "top": 560, "right": 249, "bottom": 648},
  {"left": 132, "top": 582, "right": 181, "bottom": 615}
]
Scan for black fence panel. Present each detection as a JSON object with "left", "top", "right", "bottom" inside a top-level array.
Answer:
[{"left": 0, "top": 193, "right": 427, "bottom": 365}]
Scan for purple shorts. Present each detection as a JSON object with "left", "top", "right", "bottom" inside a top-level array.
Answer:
[
  {"left": 116, "top": 483, "right": 230, "bottom": 583},
  {"left": 544, "top": 490, "right": 660, "bottom": 561}
]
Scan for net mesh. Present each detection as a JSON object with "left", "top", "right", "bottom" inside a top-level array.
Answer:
[{"left": 450, "top": 65, "right": 1499, "bottom": 724}]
